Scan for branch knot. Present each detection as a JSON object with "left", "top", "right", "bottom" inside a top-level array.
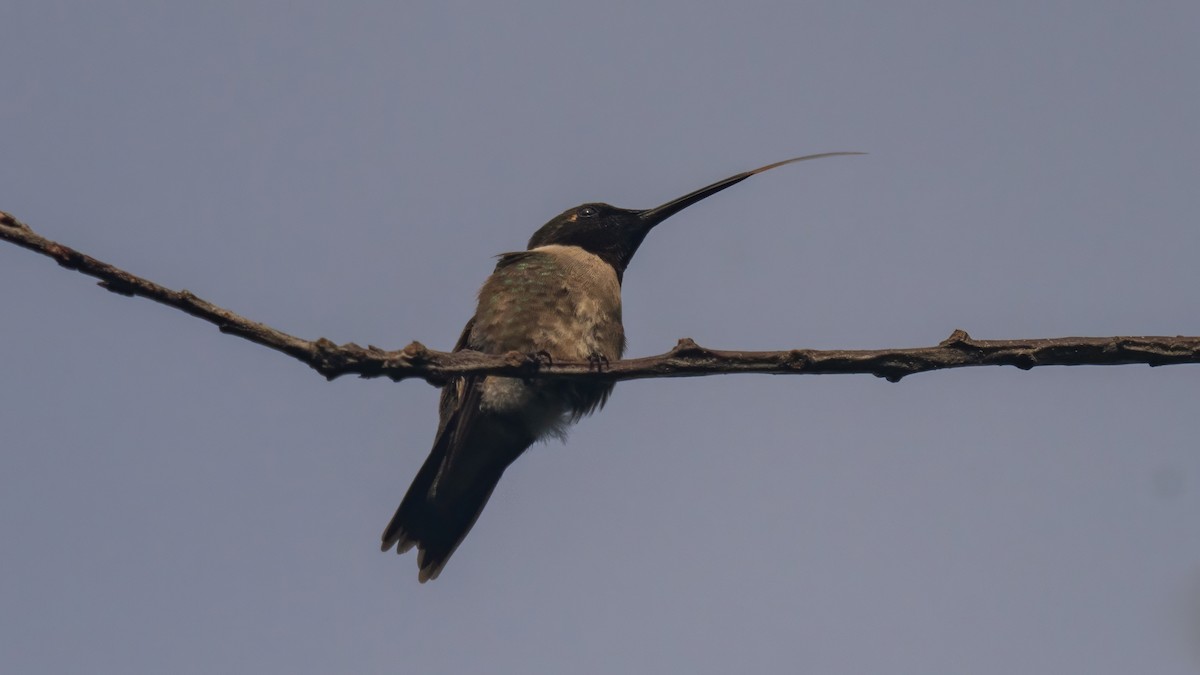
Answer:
[
  {"left": 939, "top": 329, "right": 977, "bottom": 349},
  {"left": 670, "top": 338, "right": 712, "bottom": 358},
  {"left": 0, "top": 211, "right": 31, "bottom": 231}
]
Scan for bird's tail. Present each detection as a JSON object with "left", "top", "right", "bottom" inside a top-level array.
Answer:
[
  {"left": 380, "top": 458, "right": 507, "bottom": 583},
  {"left": 381, "top": 413, "right": 533, "bottom": 583}
]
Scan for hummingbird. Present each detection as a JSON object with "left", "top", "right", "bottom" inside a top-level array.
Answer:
[{"left": 380, "top": 152, "right": 861, "bottom": 582}]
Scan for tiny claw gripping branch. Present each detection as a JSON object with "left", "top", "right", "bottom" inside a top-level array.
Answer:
[{"left": 587, "top": 352, "right": 610, "bottom": 372}]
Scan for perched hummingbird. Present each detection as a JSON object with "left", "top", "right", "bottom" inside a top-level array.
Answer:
[{"left": 380, "top": 152, "right": 860, "bottom": 582}]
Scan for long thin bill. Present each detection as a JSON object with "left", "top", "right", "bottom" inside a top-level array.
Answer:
[{"left": 638, "top": 151, "right": 865, "bottom": 227}]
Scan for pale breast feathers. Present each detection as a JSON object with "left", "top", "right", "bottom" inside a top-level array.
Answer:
[{"left": 470, "top": 245, "right": 624, "bottom": 361}]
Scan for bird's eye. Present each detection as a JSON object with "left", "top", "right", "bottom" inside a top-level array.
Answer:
[{"left": 578, "top": 206, "right": 598, "bottom": 218}]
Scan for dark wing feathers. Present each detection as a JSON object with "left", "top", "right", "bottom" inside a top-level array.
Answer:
[{"left": 379, "top": 306, "right": 534, "bottom": 582}]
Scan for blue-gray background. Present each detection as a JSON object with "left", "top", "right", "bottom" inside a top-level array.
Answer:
[{"left": 3, "top": 2, "right": 1198, "bottom": 673}]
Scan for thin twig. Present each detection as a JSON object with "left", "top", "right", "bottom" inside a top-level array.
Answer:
[{"left": 4, "top": 210, "right": 1198, "bottom": 385}]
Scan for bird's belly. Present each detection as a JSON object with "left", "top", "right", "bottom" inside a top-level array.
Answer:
[
  {"left": 470, "top": 244, "right": 624, "bottom": 434},
  {"left": 530, "top": 303, "right": 620, "bottom": 361},
  {"left": 478, "top": 375, "right": 608, "bottom": 442}
]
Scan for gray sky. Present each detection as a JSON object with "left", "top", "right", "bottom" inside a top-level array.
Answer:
[{"left": 3, "top": 2, "right": 1199, "bottom": 673}]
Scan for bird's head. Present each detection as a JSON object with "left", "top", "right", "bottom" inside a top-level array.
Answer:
[{"left": 526, "top": 152, "right": 863, "bottom": 281}]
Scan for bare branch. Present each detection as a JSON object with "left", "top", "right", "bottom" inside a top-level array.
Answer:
[{"left": 4, "top": 210, "right": 1198, "bottom": 385}]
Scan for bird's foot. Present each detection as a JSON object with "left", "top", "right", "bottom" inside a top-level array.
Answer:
[
  {"left": 587, "top": 352, "right": 610, "bottom": 372},
  {"left": 519, "top": 350, "right": 554, "bottom": 383}
]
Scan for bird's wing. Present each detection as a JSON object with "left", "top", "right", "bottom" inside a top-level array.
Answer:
[
  {"left": 432, "top": 316, "right": 479, "bottom": 457},
  {"left": 379, "top": 318, "right": 481, "bottom": 558},
  {"left": 381, "top": 253, "right": 552, "bottom": 581}
]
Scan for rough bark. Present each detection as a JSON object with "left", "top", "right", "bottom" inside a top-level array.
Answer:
[{"left": 4, "top": 210, "right": 1197, "bottom": 385}]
